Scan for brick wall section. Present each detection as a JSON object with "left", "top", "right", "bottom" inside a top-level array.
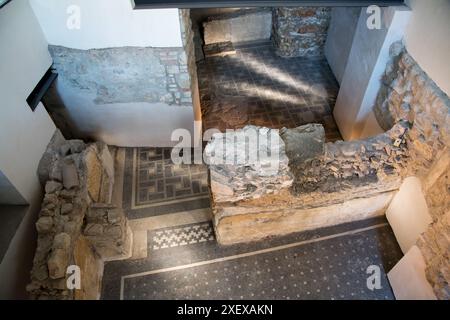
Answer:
[{"left": 272, "top": 7, "right": 331, "bottom": 57}]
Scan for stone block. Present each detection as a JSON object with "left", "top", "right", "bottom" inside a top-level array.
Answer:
[
  {"left": 84, "top": 223, "right": 103, "bottom": 236},
  {"left": 36, "top": 216, "right": 54, "bottom": 233},
  {"left": 280, "top": 124, "right": 325, "bottom": 163},
  {"left": 53, "top": 232, "right": 71, "bottom": 250},
  {"left": 203, "top": 9, "right": 272, "bottom": 45},
  {"left": 73, "top": 236, "right": 103, "bottom": 300},
  {"left": 84, "top": 148, "right": 103, "bottom": 202},
  {"left": 45, "top": 181, "right": 63, "bottom": 194},
  {"left": 48, "top": 248, "right": 69, "bottom": 279},
  {"left": 60, "top": 203, "right": 73, "bottom": 215},
  {"left": 205, "top": 126, "right": 293, "bottom": 203},
  {"left": 37, "top": 130, "right": 67, "bottom": 186},
  {"left": 62, "top": 160, "right": 79, "bottom": 190}
]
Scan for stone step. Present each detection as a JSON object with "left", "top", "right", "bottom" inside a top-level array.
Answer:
[
  {"left": 203, "top": 8, "right": 272, "bottom": 45},
  {"left": 203, "top": 41, "right": 236, "bottom": 58}
]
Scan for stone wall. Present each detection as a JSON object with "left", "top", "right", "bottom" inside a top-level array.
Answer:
[
  {"left": 374, "top": 43, "right": 450, "bottom": 177},
  {"left": 206, "top": 123, "right": 407, "bottom": 245},
  {"left": 373, "top": 42, "right": 449, "bottom": 300},
  {"left": 272, "top": 7, "right": 331, "bottom": 57},
  {"left": 27, "top": 131, "right": 131, "bottom": 299},
  {"left": 418, "top": 153, "right": 450, "bottom": 300},
  {"left": 179, "top": 9, "right": 200, "bottom": 121}
]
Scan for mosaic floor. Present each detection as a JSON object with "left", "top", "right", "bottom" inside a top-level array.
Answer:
[
  {"left": 101, "top": 217, "right": 403, "bottom": 300},
  {"left": 197, "top": 42, "right": 342, "bottom": 142},
  {"left": 123, "top": 148, "right": 210, "bottom": 219}
]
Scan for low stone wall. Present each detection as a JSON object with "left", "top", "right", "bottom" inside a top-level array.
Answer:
[
  {"left": 206, "top": 123, "right": 406, "bottom": 245},
  {"left": 272, "top": 7, "right": 331, "bottom": 57},
  {"left": 203, "top": 8, "right": 272, "bottom": 45},
  {"left": 27, "top": 131, "right": 131, "bottom": 299},
  {"left": 418, "top": 151, "right": 449, "bottom": 300}
]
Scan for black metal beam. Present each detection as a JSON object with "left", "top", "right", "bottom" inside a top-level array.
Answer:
[{"left": 133, "top": 0, "right": 405, "bottom": 9}]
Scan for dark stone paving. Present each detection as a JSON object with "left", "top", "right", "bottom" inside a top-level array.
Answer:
[
  {"left": 101, "top": 217, "right": 403, "bottom": 300},
  {"left": 198, "top": 43, "right": 342, "bottom": 142},
  {"left": 123, "top": 148, "right": 210, "bottom": 220}
]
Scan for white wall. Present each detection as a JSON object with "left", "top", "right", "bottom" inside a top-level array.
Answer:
[
  {"left": 325, "top": 7, "right": 360, "bottom": 85},
  {"left": 386, "top": 177, "right": 432, "bottom": 254},
  {"left": 0, "top": 0, "right": 56, "bottom": 299},
  {"left": 333, "top": 7, "right": 411, "bottom": 141},
  {"left": 0, "top": 0, "right": 55, "bottom": 204},
  {"left": 29, "top": 0, "right": 195, "bottom": 147},
  {"left": 53, "top": 92, "right": 196, "bottom": 147},
  {"left": 404, "top": 0, "right": 450, "bottom": 96},
  {"left": 0, "top": 171, "right": 27, "bottom": 205},
  {"left": 30, "top": 0, "right": 183, "bottom": 49}
]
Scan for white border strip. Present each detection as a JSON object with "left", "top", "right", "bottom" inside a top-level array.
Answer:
[{"left": 119, "top": 222, "right": 388, "bottom": 299}]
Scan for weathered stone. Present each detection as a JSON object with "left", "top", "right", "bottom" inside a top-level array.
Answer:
[
  {"left": 84, "top": 148, "right": 102, "bottom": 202},
  {"left": 60, "top": 203, "right": 73, "bottom": 215},
  {"left": 53, "top": 233, "right": 71, "bottom": 250},
  {"left": 62, "top": 160, "right": 79, "bottom": 190},
  {"left": 203, "top": 8, "right": 272, "bottom": 45},
  {"left": 33, "top": 264, "right": 49, "bottom": 282},
  {"left": 96, "top": 143, "right": 114, "bottom": 180},
  {"left": 37, "top": 130, "right": 66, "bottom": 186},
  {"left": 107, "top": 209, "right": 122, "bottom": 224},
  {"left": 272, "top": 7, "right": 331, "bottom": 57},
  {"left": 30, "top": 135, "right": 132, "bottom": 300},
  {"left": 205, "top": 126, "right": 293, "bottom": 203},
  {"left": 49, "top": 159, "right": 63, "bottom": 182},
  {"left": 63, "top": 221, "right": 78, "bottom": 235},
  {"left": 36, "top": 216, "right": 54, "bottom": 233},
  {"left": 45, "top": 181, "right": 63, "bottom": 194},
  {"left": 48, "top": 248, "right": 69, "bottom": 280},
  {"left": 73, "top": 236, "right": 103, "bottom": 300},
  {"left": 84, "top": 223, "right": 103, "bottom": 236},
  {"left": 280, "top": 124, "right": 325, "bottom": 162},
  {"left": 68, "top": 140, "right": 86, "bottom": 154},
  {"left": 105, "top": 226, "right": 122, "bottom": 238}
]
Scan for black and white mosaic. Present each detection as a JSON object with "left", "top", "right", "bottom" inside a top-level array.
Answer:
[
  {"left": 150, "top": 223, "right": 215, "bottom": 250},
  {"left": 198, "top": 43, "right": 342, "bottom": 142},
  {"left": 101, "top": 217, "right": 403, "bottom": 300},
  {"left": 123, "top": 148, "right": 211, "bottom": 219}
]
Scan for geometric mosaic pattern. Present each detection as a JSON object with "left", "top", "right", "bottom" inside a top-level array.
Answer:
[
  {"left": 133, "top": 148, "right": 209, "bottom": 208},
  {"left": 198, "top": 43, "right": 342, "bottom": 142},
  {"left": 150, "top": 223, "right": 215, "bottom": 250},
  {"left": 118, "top": 221, "right": 403, "bottom": 300}
]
